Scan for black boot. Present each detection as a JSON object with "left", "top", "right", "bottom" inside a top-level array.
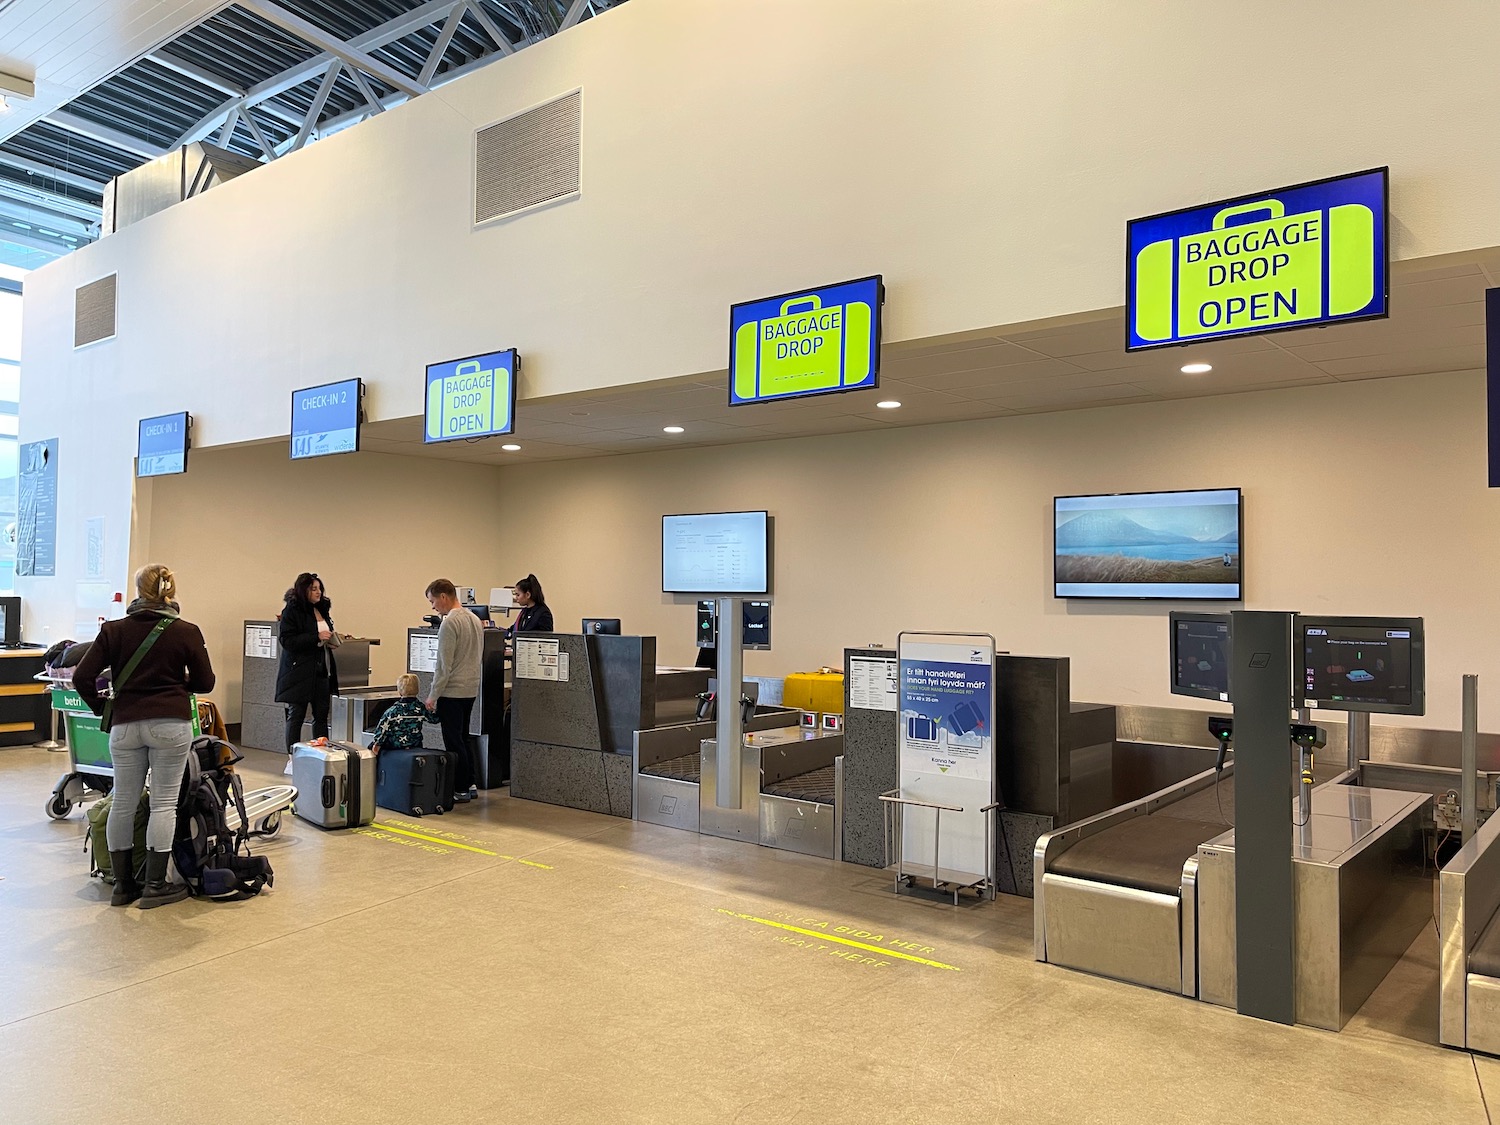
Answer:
[
  {"left": 138, "top": 850, "right": 189, "bottom": 910},
  {"left": 109, "top": 850, "right": 141, "bottom": 907}
]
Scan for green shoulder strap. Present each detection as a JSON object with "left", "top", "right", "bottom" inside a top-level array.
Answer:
[{"left": 101, "top": 616, "right": 175, "bottom": 730}]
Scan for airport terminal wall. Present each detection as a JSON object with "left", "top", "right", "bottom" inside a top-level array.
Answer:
[
  {"left": 17, "top": 0, "right": 1500, "bottom": 644},
  {"left": 140, "top": 368, "right": 1499, "bottom": 731}
]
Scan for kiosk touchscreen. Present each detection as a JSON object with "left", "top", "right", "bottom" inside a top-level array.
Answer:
[
  {"left": 1298, "top": 615, "right": 1424, "bottom": 715},
  {"left": 695, "top": 600, "right": 771, "bottom": 651},
  {"left": 1170, "top": 611, "right": 1232, "bottom": 702}
]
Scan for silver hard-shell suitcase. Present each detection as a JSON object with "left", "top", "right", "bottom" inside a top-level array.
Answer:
[{"left": 291, "top": 740, "right": 376, "bottom": 829}]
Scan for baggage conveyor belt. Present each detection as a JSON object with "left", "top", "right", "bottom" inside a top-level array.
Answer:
[
  {"left": 639, "top": 755, "right": 837, "bottom": 806},
  {"left": 639, "top": 752, "right": 700, "bottom": 784}
]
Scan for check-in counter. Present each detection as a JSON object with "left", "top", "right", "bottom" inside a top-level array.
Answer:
[
  {"left": 239, "top": 619, "right": 379, "bottom": 751},
  {"left": 509, "top": 633, "right": 711, "bottom": 817},
  {"left": 406, "top": 625, "right": 510, "bottom": 787},
  {"left": 0, "top": 647, "right": 49, "bottom": 746}
]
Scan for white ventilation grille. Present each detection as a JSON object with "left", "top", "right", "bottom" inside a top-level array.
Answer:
[
  {"left": 74, "top": 274, "right": 117, "bottom": 348},
  {"left": 475, "top": 89, "right": 581, "bottom": 226}
]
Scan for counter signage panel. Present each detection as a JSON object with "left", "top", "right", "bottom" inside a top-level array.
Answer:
[
  {"left": 729, "top": 275, "right": 883, "bottom": 406},
  {"left": 424, "top": 349, "right": 518, "bottom": 443},
  {"left": 137, "top": 411, "right": 189, "bottom": 477},
  {"left": 1126, "top": 168, "right": 1388, "bottom": 350},
  {"left": 291, "top": 378, "right": 362, "bottom": 460}
]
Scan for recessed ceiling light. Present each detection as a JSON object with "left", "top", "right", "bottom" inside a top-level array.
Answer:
[
  {"left": 663, "top": 426, "right": 685, "bottom": 434},
  {"left": 1180, "top": 362, "right": 1212, "bottom": 375},
  {"left": 876, "top": 400, "right": 901, "bottom": 409},
  {"left": 501, "top": 444, "right": 520, "bottom": 451}
]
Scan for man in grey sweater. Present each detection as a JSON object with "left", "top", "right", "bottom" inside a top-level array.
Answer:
[{"left": 424, "top": 578, "right": 485, "bottom": 802}]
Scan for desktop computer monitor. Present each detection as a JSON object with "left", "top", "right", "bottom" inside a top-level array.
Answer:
[
  {"left": 583, "top": 618, "right": 622, "bottom": 635},
  {"left": 467, "top": 605, "right": 491, "bottom": 623},
  {"left": 0, "top": 597, "right": 20, "bottom": 646}
]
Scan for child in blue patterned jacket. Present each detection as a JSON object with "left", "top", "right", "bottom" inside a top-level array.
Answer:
[{"left": 369, "top": 674, "right": 433, "bottom": 753}]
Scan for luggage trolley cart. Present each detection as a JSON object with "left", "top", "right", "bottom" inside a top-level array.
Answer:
[
  {"left": 880, "top": 630, "right": 1002, "bottom": 904},
  {"left": 226, "top": 783, "right": 298, "bottom": 839}
]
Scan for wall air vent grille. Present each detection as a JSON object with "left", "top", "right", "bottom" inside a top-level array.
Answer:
[
  {"left": 475, "top": 89, "right": 581, "bottom": 226},
  {"left": 74, "top": 274, "right": 117, "bottom": 348}
]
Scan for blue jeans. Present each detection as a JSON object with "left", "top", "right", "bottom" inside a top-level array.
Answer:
[{"left": 106, "top": 719, "right": 194, "bottom": 852}]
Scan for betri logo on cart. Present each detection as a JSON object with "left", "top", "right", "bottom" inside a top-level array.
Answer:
[{"left": 1126, "top": 168, "right": 1388, "bottom": 350}]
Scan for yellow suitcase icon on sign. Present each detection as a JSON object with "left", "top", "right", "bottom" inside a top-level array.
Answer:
[
  {"left": 734, "top": 293, "right": 873, "bottom": 401},
  {"left": 1134, "top": 197, "right": 1376, "bottom": 343},
  {"left": 427, "top": 358, "right": 502, "bottom": 441}
]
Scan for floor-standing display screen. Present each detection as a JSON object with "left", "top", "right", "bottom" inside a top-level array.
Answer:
[
  {"left": 137, "top": 411, "right": 189, "bottom": 477},
  {"left": 1055, "top": 487, "right": 1242, "bottom": 599},
  {"left": 291, "top": 378, "right": 362, "bottom": 460},
  {"left": 663, "top": 511, "right": 770, "bottom": 595},
  {"left": 1298, "top": 616, "right": 1424, "bottom": 715},
  {"left": 1170, "top": 611, "right": 1232, "bottom": 701},
  {"left": 729, "top": 276, "right": 883, "bottom": 406},
  {"left": 1127, "top": 167, "right": 1388, "bottom": 350},
  {"left": 424, "top": 349, "right": 517, "bottom": 443}
]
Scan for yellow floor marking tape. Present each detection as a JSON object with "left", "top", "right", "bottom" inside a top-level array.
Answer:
[
  {"left": 369, "top": 821, "right": 498, "bottom": 856},
  {"left": 716, "top": 909, "right": 961, "bottom": 971},
  {"left": 518, "top": 859, "right": 555, "bottom": 870}
]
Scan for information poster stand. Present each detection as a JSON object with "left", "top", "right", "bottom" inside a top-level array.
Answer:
[{"left": 883, "top": 631, "right": 999, "bottom": 902}]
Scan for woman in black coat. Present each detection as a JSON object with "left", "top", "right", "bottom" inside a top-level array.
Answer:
[{"left": 275, "top": 572, "right": 339, "bottom": 757}]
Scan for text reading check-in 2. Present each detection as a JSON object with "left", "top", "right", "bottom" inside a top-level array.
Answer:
[
  {"left": 1127, "top": 168, "right": 1388, "bottom": 350},
  {"left": 425, "top": 349, "right": 518, "bottom": 443},
  {"left": 290, "top": 378, "right": 363, "bottom": 460},
  {"left": 729, "top": 275, "right": 884, "bottom": 405}
]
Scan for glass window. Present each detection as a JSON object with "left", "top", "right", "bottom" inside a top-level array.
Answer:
[{"left": 0, "top": 264, "right": 23, "bottom": 593}]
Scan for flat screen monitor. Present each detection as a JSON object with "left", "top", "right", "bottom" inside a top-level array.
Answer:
[
  {"left": 729, "top": 275, "right": 884, "bottom": 406},
  {"left": 291, "top": 378, "right": 362, "bottom": 460},
  {"left": 424, "top": 349, "right": 517, "bottom": 443},
  {"left": 467, "top": 605, "right": 491, "bottom": 622},
  {"left": 694, "top": 600, "right": 771, "bottom": 650},
  {"left": 1055, "top": 487, "right": 1242, "bottom": 600},
  {"left": 1170, "top": 611, "right": 1232, "bottom": 702},
  {"left": 137, "top": 412, "right": 190, "bottom": 477},
  {"left": 583, "top": 618, "right": 622, "bottom": 635},
  {"left": 662, "top": 511, "right": 770, "bottom": 595},
  {"left": 1298, "top": 615, "right": 1424, "bottom": 715},
  {"left": 0, "top": 596, "right": 19, "bottom": 645}
]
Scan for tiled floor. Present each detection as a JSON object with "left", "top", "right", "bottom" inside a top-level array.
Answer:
[{"left": 0, "top": 743, "right": 1491, "bottom": 1125}]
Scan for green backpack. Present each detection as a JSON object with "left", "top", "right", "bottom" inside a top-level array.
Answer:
[{"left": 84, "top": 790, "right": 150, "bottom": 884}]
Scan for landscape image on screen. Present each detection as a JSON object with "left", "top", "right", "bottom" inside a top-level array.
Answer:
[{"left": 1055, "top": 488, "right": 1241, "bottom": 599}]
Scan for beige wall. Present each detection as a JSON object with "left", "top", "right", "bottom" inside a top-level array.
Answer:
[
  {"left": 137, "top": 444, "right": 505, "bottom": 720},
  {"left": 481, "top": 370, "right": 1494, "bottom": 732}
]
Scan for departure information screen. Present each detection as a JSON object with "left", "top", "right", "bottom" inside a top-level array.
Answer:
[
  {"left": 1171, "top": 614, "right": 1231, "bottom": 701},
  {"left": 1300, "top": 617, "right": 1423, "bottom": 714},
  {"left": 137, "top": 411, "right": 189, "bottom": 477},
  {"left": 662, "top": 511, "right": 769, "bottom": 594},
  {"left": 425, "top": 349, "right": 517, "bottom": 443},
  {"left": 1127, "top": 168, "right": 1388, "bottom": 350},
  {"left": 729, "top": 276, "right": 883, "bottom": 405},
  {"left": 291, "top": 378, "right": 361, "bottom": 460}
]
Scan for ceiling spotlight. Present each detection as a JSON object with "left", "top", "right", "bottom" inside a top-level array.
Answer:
[
  {"left": 501, "top": 444, "right": 520, "bottom": 451},
  {"left": 1180, "top": 362, "right": 1213, "bottom": 375},
  {"left": 663, "top": 425, "right": 685, "bottom": 434},
  {"left": 876, "top": 400, "right": 902, "bottom": 409}
]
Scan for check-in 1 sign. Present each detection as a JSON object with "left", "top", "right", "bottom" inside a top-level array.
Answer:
[
  {"left": 1127, "top": 168, "right": 1387, "bottom": 350},
  {"left": 425, "top": 349, "right": 516, "bottom": 443},
  {"left": 730, "top": 275, "right": 883, "bottom": 404}
]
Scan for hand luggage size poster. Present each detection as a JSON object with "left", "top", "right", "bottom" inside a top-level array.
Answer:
[{"left": 898, "top": 642, "right": 993, "bottom": 781}]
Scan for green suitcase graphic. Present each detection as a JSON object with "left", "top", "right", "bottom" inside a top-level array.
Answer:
[
  {"left": 427, "top": 358, "right": 506, "bottom": 440},
  {"left": 734, "top": 293, "right": 873, "bottom": 401},
  {"left": 1135, "top": 197, "right": 1376, "bottom": 343}
]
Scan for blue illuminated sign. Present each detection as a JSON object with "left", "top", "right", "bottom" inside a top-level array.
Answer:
[
  {"left": 137, "top": 411, "right": 189, "bottom": 477},
  {"left": 729, "top": 275, "right": 883, "bottom": 405},
  {"left": 424, "top": 349, "right": 517, "bottom": 444},
  {"left": 1126, "top": 168, "right": 1388, "bottom": 351},
  {"left": 291, "top": 378, "right": 362, "bottom": 460}
]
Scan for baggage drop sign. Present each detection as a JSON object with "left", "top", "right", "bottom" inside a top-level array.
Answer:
[
  {"left": 1127, "top": 168, "right": 1387, "bottom": 350},
  {"left": 424, "top": 349, "right": 518, "bottom": 443},
  {"left": 729, "top": 275, "right": 884, "bottom": 405}
]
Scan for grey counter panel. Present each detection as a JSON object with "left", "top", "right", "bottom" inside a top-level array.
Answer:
[
  {"left": 513, "top": 634, "right": 602, "bottom": 752},
  {"left": 842, "top": 648, "right": 898, "bottom": 869},
  {"left": 511, "top": 739, "right": 632, "bottom": 817}
]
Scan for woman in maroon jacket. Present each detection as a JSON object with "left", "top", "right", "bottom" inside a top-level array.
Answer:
[{"left": 75, "top": 563, "right": 216, "bottom": 909}]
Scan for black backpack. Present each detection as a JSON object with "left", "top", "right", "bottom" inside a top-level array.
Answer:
[{"left": 172, "top": 737, "right": 274, "bottom": 900}]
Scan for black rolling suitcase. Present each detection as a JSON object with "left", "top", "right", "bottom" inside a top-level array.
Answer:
[{"left": 376, "top": 750, "right": 448, "bottom": 817}]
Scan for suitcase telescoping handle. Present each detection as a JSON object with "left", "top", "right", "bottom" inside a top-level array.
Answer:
[
  {"left": 779, "top": 294, "right": 823, "bottom": 317},
  {"left": 1213, "top": 199, "right": 1285, "bottom": 230}
]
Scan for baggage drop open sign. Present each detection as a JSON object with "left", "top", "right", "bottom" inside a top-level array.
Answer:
[
  {"left": 1127, "top": 168, "right": 1387, "bottom": 350},
  {"left": 424, "top": 349, "right": 518, "bottom": 444},
  {"left": 729, "top": 275, "right": 884, "bottom": 405}
]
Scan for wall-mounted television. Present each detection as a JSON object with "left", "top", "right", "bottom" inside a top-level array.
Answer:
[
  {"left": 1054, "top": 487, "right": 1242, "bottom": 600},
  {"left": 1297, "top": 615, "right": 1424, "bottom": 716},
  {"left": 291, "top": 378, "right": 362, "bottom": 460},
  {"left": 1169, "top": 611, "right": 1232, "bottom": 702},
  {"left": 663, "top": 511, "right": 770, "bottom": 595},
  {"left": 137, "top": 411, "right": 190, "bottom": 477}
]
